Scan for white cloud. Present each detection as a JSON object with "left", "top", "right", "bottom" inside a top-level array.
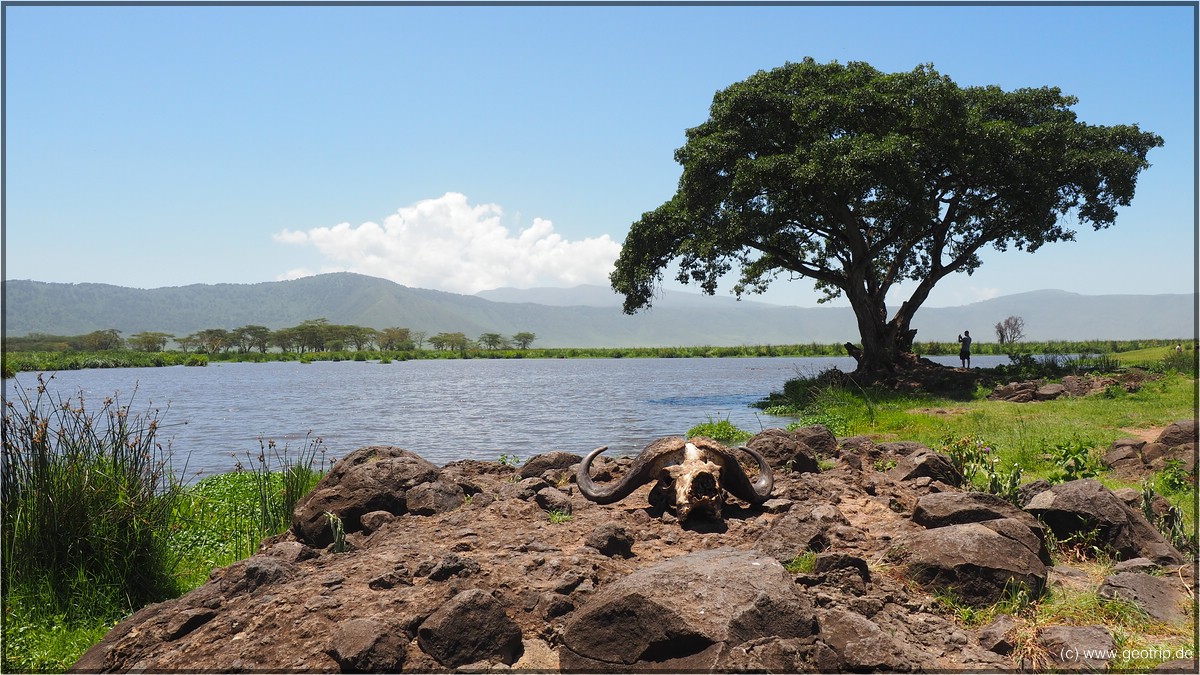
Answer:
[{"left": 273, "top": 193, "right": 621, "bottom": 294}]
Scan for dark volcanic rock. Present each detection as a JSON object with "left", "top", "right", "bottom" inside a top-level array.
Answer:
[
  {"left": 328, "top": 618, "right": 407, "bottom": 672},
  {"left": 72, "top": 441, "right": 1149, "bottom": 674},
  {"left": 519, "top": 451, "right": 583, "bottom": 479},
  {"left": 1038, "top": 625, "right": 1114, "bottom": 672},
  {"left": 405, "top": 479, "right": 466, "bottom": 516},
  {"left": 912, "top": 491, "right": 1051, "bottom": 564},
  {"left": 1098, "top": 571, "right": 1190, "bottom": 624},
  {"left": 1024, "top": 478, "right": 1185, "bottom": 564},
  {"left": 887, "top": 449, "right": 962, "bottom": 486},
  {"left": 417, "top": 589, "right": 523, "bottom": 668},
  {"left": 818, "top": 607, "right": 917, "bottom": 672},
  {"left": 584, "top": 522, "right": 634, "bottom": 558},
  {"left": 560, "top": 548, "right": 817, "bottom": 671},
  {"left": 1157, "top": 420, "right": 1197, "bottom": 449},
  {"left": 747, "top": 428, "right": 820, "bottom": 473},
  {"left": 292, "top": 445, "right": 440, "bottom": 547},
  {"left": 791, "top": 424, "right": 838, "bottom": 457},
  {"left": 900, "top": 520, "right": 1047, "bottom": 606},
  {"left": 753, "top": 503, "right": 849, "bottom": 561}
]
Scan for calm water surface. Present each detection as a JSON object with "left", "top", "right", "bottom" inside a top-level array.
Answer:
[{"left": 4, "top": 355, "right": 1003, "bottom": 480}]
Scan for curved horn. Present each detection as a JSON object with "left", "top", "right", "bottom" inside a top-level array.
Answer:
[
  {"left": 576, "top": 438, "right": 685, "bottom": 504},
  {"left": 719, "top": 444, "right": 774, "bottom": 504}
]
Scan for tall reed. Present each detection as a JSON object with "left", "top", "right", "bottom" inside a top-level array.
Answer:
[
  {"left": 248, "top": 433, "right": 329, "bottom": 536},
  {"left": 1, "top": 374, "right": 186, "bottom": 621}
]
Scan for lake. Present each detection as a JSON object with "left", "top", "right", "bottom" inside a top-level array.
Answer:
[{"left": 4, "top": 355, "right": 1008, "bottom": 481}]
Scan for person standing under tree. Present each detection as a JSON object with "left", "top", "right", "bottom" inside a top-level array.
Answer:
[{"left": 958, "top": 331, "right": 972, "bottom": 368}]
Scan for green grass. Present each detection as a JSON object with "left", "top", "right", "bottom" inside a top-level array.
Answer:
[
  {"left": 1, "top": 376, "right": 328, "bottom": 673},
  {"left": 760, "top": 365, "right": 1196, "bottom": 539},
  {"left": 769, "top": 373, "right": 1193, "bottom": 463},
  {"left": 687, "top": 416, "right": 754, "bottom": 444},
  {"left": 547, "top": 509, "right": 573, "bottom": 524},
  {"left": 926, "top": 544, "right": 1195, "bottom": 672},
  {"left": 783, "top": 551, "right": 818, "bottom": 574},
  {"left": 2, "top": 375, "right": 187, "bottom": 672}
]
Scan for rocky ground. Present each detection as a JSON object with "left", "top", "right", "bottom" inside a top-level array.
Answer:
[{"left": 72, "top": 422, "right": 1196, "bottom": 673}]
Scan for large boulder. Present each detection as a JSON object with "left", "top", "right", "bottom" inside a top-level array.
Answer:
[
  {"left": 1024, "top": 478, "right": 1185, "bottom": 565},
  {"left": 417, "top": 589, "right": 523, "bottom": 668},
  {"left": 912, "top": 491, "right": 1051, "bottom": 564},
  {"left": 1098, "top": 572, "right": 1191, "bottom": 624},
  {"left": 747, "top": 428, "right": 820, "bottom": 473},
  {"left": 988, "top": 381, "right": 1038, "bottom": 403},
  {"left": 559, "top": 548, "right": 818, "bottom": 671},
  {"left": 327, "top": 618, "right": 407, "bottom": 672},
  {"left": 519, "top": 451, "right": 583, "bottom": 479},
  {"left": 1038, "top": 625, "right": 1114, "bottom": 672},
  {"left": 1149, "top": 420, "right": 1197, "bottom": 473},
  {"left": 753, "top": 503, "right": 849, "bottom": 562},
  {"left": 886, "top": 449, "right": 962, "bottom": 486},
  {"left": 791, "top": 424, "right": 838, "bottom": 457},
  {"left": 1156, "top": 420, "right": 1196, "bottom": 449},
  {"left": 817, "top": 607, "right": 918, "bottom": 672},
  {"left": 899, "top": 520, "right": 1048, "bottom": 607},
  {"left": 292, "top": 446, "right": 441, "bottom": 547}
]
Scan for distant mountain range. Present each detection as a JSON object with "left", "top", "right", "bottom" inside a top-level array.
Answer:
[{"left": 2, "top": 274, "right": 1194, "bottom": 347}]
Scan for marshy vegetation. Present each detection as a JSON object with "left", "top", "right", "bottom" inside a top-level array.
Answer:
[{"left": 1, "top": 375, "right": 329, "bottom": 672}]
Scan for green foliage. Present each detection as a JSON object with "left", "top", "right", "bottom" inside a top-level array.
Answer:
[
  {"left": 1, "top": 608, "right": 112, "bottom": 674},
  {"left": 245, "top": 434, "right": 329, "bottom": 538},
  {"left": 687, "top": 417, "right": 753, "bottom": 445},
  {"left": 1140, "top": 482, "right": 1196, "bottom": 557},
  {"left": 783, "top": 551, "right": 817, "bottom": 574},
  {"left": 497, "top": 453, "right": 521, "bottom": 468},
  {"left": 1, "top": 375, "right": 186, "bottom": 624},
  {"left": 610, "top": 57, "right": 1162, "bottom": 371},
  {"left": 873, "top": 458, "right": 898, "bottom": 472},
  {"left": 5, "top": 339, "right": 1194, "bottom": 377},
  {"left": 4, "top": 349, "right": 205, "bottom": 374},
  {"left": 325, "top": 512, "right": 347, "bottom": 553},
  {"left": 547, "top": 509, "right": 573, "bottom": 524},
  {"left": 757, "top": 370, "right": 860, "bottom": 435},
  {"left": 1152, "top": 348, "right": 1198, "bottom": 376},
  {"left": 1155, "top": 459, "right": 1193, "bottom": 495},
  {"left": 1, "top": 377, "right": 331, "bottom": 670},
  {"left": 170, "top": 437, "right": 329, "bottom": 587},
  {"left": 1046, "top": 437, "right": 1102, "bottom": 483},
  {"left": 934, "top": 583, "right": 1036, "bottom": 627},
  {"left": 940, "top": 434, "right": 1023, "bottom": 504},
  {"left": 171, "top": 472, "right": 264, "bottom": 585}
]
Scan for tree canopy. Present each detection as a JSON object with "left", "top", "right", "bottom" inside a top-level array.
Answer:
[{"left": 611, "top": 58, "right": 1162, "bottom": 374}]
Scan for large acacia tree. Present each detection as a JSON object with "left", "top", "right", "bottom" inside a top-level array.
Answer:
[{"left": 611, "top": 59, "right": 1162, "bottom": 375}]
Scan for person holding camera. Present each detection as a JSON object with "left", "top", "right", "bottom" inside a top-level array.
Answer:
[{"left": 957, "top": 330, "right": 972, "bottom": 368}]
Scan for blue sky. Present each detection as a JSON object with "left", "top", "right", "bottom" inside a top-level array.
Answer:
[{"left": 3, "top": 1, "right": 1196, "bottom": 309}]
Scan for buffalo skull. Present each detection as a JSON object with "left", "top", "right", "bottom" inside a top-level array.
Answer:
[{"left": 575, "top": 436, "right": 773, "bottom": 521}]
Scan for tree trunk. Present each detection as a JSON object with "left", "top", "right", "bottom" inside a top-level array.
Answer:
[
  {"left": 845, "top": 291, "right": 899, "bottom": 376},
  {"left": 844, "top": 291, "right": 921, "bottom": 378}
]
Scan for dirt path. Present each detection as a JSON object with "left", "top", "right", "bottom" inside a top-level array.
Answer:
[{"left": 1118, "top": 426, "right": 1168, "bottom": 443}]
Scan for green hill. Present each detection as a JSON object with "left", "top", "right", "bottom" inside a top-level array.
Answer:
[{"left": 2, "top": 274, "right": 1193, "bottom": 347}]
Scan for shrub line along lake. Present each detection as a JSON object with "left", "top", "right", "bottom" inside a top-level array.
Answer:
[{"left": 4, "top": 355, "right": 1012, "bottom": 481}]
